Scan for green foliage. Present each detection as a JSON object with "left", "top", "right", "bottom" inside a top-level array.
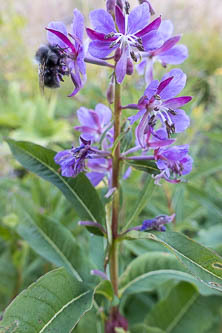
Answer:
[
  {"left": 0, "top": 268, "right": 94, "bottom": 333},
  {"left": 144, "top": 282, "right": 222, "bottom": 333},
  {"left": 7, "top": 139, "right": 105, "bottom": 227},
  {"left": 119, "top": 252, "right": 218, "bottom": 297},
  {"left": 125, "top": 231, "right": 222, "bottom": 292}
]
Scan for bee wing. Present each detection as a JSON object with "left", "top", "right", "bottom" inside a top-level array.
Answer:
[{"left": 38, "top": 61, "right": 45, "bottom": 94}]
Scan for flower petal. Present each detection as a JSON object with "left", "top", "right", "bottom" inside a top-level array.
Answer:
[
  {"left": 136, "top": 59, "right": 146, "bottom": 75},
  {"left": 163, "top": 96, "right": 192, "bottom": 109},
  {"left": 47, "top": 22, "right": 68, "bottom": 48},
  {"left": 136, "top": 111, "right": 149, "bottom": 148},
  {"left": 128, "top": 3, "right": 150, "bottom": 34},
  {"left": 181, "top": 155, "right": 193, "bottom": 175},
  {"left": 95, "top": 103, "right": 112, "bottom": 126},
  {"left": 159, "top": 68, "right": 187, "bottom": 100},
  {"left": 161, "top": 145, "right": 189, "bottom": 161},
  {"left": 168, "top": 109, "right": 190, "bottom": 133},
  {"left": 135, "top": 16, "right": 161, "bottom": 37},
  {"left": 87, "top": 172, "right": 105, "bottom": 186},
  {"left": 142, "top": 30, "right": 163, "bottom": 51},
  {"left": 89, "top": 9, "right": 116, "bottom": 34},
  {"left": 158, "top": 44, "right": 188, "bottom": 65},
  {"left": 74, "top": 126, "right": 98, "bottom": 140},
  {"left": 68, "top": 71, "right": 82, "bottom": 97},
  {"left": 88, "top": 40, "right": 115, "bottom": 58},
  {"left": 76, "top": 107, "right": 99, "bottom": 128},
  {"left": 144, "top": 79, "right": 159, "bottom": 99},
  {"left": 128, "top": 109, "right": 146, "bottom": 125},
  {"left": 115, "top": 5, "right": 125, "bottom": 34},
  {"left": 86, "top": 28, "right": 116, "bottom": 41},
  {"left": 157, "top": 76, "right": 174, "bottom": 95},
  {"left": 158, "top": 20, "right": 174, "bottom": 41},
  {"left": 72, "top": 9, "right": 84, "bottom": 43},
  {"left": 46, "top": 27, "right": 76, "bottom": 53},
  {"left": 152, "top": 36, "right": 181, "bottom": 56}
]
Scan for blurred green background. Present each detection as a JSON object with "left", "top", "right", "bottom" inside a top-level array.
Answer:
[{"left": 1, "top": 0, "right": 222, "bottom": 325}]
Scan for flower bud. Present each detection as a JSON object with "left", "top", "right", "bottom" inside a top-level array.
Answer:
[
  {"left": 126, "top": 58, "right": 134, "bottom": 75},
  {"left": 106, "top": 80, "right": 114, "bottom": 104},
  {"left": 114, "top": 47, "right": 122, "bottom": 62},
  {"left": 106, "top": 0, "right": 116, "bottom": 15},
  {"left": 105, "top": 308, "right": 128, "bottom": 333}
]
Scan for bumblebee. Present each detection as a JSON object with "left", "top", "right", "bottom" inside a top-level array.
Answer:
[{"left": 35, "top": 44, "right": 69, "bottom": 93}]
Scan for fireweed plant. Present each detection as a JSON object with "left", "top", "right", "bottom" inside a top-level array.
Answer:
[{"left": 3, "top": 1, "right": 222, "bottom": 333}]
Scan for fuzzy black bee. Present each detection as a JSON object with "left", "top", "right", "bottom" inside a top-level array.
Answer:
[{"left": 35, "top": 44, "right": 69, "bottom": 93}]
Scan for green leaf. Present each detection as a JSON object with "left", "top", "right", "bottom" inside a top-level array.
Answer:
[
  {"left": 124, "top": 231, "right": 222, "bottom": 292},
  {"left": 0, "top": 268, "right": 94, "bottom": 333},
  {"left": 0, "top": 252, "right": 17, "bottom": 297},
  {"left": 15, "top": 206, "right": 97, "bottom": 283},
  {"left": 95, "top": 280, "right": 114, "bottom": 301},
  {"left": 125, "top": 159, "right": 159, "bottom": 175},
  {"left": 119, "top": 252, "right": 218, "bottom": 297},
  {"left": 7, "top": 139, "right": 105, "bottom": 225},
  {"left": 124, "top": 175, "right": 155, "bottom": 230},
  {"left": 144, "top": 282, "right": 222, "bottom": 333},
  {"left": 89, "top": 234, "right": 105, "bottom": 272}
]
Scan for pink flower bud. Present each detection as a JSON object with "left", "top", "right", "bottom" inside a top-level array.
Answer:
[
  {"left": 126, "top": 58, "right": 134, "bottom": 75},
  {"left": 114, "top": 47, "right": 122, "bottom": 62}
]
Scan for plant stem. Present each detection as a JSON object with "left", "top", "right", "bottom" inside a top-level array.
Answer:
[{"left": 110, "top": 81, "right": 121, "bottom": 296}]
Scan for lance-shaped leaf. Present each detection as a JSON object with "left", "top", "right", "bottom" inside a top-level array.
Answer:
[
  {"left": 95, "top": 280, "right": 114, "bottom": 301},
  {"left": 7, "top": 139, "right": 105, "bottom": 226},
  {"left": 124, "top": 231, "right": 222, "bottom": 292},
  {"left": 0, "top": 268, "right": 94, "bottom": 333},
  {"left": 125, "top": 159, "right": 159, "bottom": 175},
  {"left": 15, "top": 206, "right": 96, "bottom": 283},
  {"left": 144, "top": 282, "right": 222, "bottom": 333},
  {"left": 119, "top": 252, "right": 219, "bottom": 297}
]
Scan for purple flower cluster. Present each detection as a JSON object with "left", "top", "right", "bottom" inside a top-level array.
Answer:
[
  {"left": 54, "top": 104, "right": 113, "bottom": 186},
  {"left": 51, "top": 1, "right": 192, "bottom": 187}
]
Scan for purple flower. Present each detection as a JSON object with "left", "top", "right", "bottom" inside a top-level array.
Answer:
[
  {"left": 130, "top": 69, "right": 192, "bottom": 141},
  {"left": 154, "top": 145, "right": 193, "bottom": 184},
  {"left": 46, "top": 9, "right": 86, "bottom": 96},
  {"left": 141, "top": 214, "right": 175, "bottom": 231},
  {"left": 54, "top": 138, "right": 94, "bottom": 177},
  {"left": 137, "top": 20, "right": 188, "bottom": 84},
  {"left": 74, "top": 104, "right": 113, "bottom": 143},
  {"left": 86, "top": 3, "right": 163, "bottom": 83},
  {"left": 135, "top": 120, "right": 176, "bottom": 150},
  {"left": 87, "top": 158, "right": 112, "bottom": 186}
]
